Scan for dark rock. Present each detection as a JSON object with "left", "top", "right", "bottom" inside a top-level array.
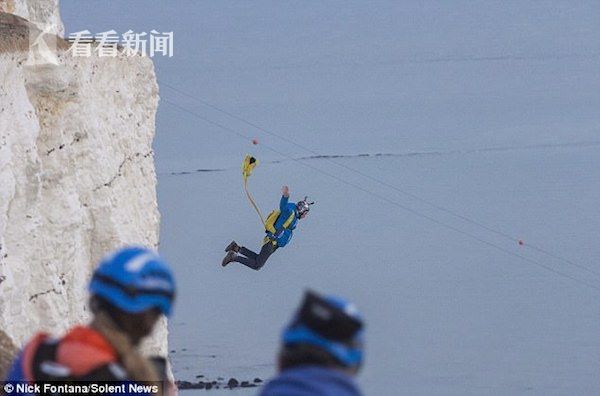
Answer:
[
  {"left": 175, "top": 381, "right": 192, "bottom": 389},
  {"left": 240, "top": 381, "right": 257, "bottom": 388},
  {"left": 227, "top": 378, "right": 239, "bottom": 388},
  {"left": 205, "top": 383, "right": 212, "bottom": 390},
  {"left": 254, "top": 378, "right": 263, "bottom": 383},
  {"left": 175, "top": 381, "right": 204, "bottom": 390}
]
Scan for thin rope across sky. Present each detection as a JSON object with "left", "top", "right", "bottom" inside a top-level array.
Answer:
[{"left": 160, "top": 92, "right": 600, "bottom": 294}]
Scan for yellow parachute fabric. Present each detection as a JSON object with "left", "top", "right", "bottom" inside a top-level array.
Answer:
[
  {"left": 242, "top": 154, "right": 258, "bottom": 180},
  {"left": 265, "top": 208, "right": 296, "bottom": 234},
  {"left": 242, "top": 155, "right": 266, "bottom": 227},
  {"left": 263, "top": 209, "right": 295, "bottom": 246},
  {"left": 264, "top": 209, "right": 280, "bottom": 234}
]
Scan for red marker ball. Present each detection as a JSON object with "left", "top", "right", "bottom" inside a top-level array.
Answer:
[
  {"left": 518, "top": 240, "right": 524, "bottom": 246},
  {"left": 252, "top": 138, "right": 259, "bottom": 145}
]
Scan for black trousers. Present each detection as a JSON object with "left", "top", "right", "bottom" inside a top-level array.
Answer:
[{"left": 234, "top": 242, "right": 277, "bottom": 270}]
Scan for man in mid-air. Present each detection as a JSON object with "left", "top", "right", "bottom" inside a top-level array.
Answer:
[{"left": 222, "top": 185, "right": 313, "bottom": 270}]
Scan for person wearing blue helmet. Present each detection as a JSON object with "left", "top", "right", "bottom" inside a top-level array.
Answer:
[
  {"left": 260, "top": 290, "right": 365, "bottom": 396},
  {"left": 222, "top": 185, "right": 314, "bottom": 270},
  {"left": 5, "top": 246, "right": 176, "bottom": 393}
]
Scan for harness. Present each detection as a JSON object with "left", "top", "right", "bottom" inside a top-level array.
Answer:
[{"left": 263, "top": 209, "right": 296, "bottom": 246}]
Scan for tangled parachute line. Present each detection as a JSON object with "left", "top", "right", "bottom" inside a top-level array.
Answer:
[{"left": 241, "top": 154, "right": 266, "bottom": 228}]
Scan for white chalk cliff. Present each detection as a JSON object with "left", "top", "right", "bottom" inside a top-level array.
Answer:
[
  {"left": 0, "top": 0, "right": 167, "bottom": 373},
  {"left": 0, "top": 0, "right": 63, "bottom": 36}
]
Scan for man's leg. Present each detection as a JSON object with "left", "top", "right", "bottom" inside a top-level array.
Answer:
[
  {"left": 234, "top": 242, "right": 276, "bottom": 270},
  {"left": 254, "top": 242, "right": 277, "bottom": 269},
  {"left": 238, "top": 246, "right": 258, "bottom": 260}
]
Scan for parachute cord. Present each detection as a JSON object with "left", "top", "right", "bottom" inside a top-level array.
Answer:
[{"left": 244, "top": 177, "right": 266, "bottom": 227}]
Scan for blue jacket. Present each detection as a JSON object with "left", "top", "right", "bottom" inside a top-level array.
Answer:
[
  {"left": 269, "top": 196, "right": 298, "bottom": 248},
  {"left": 259, "top": 366, "right": 362, "bottom": 396},
  {"left": 6, "top": 351, "right": 26, "bottom": 382}
]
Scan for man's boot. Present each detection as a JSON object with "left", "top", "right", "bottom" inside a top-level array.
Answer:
[
  {"left": 221, "top": 251, "right": 237, "bottom": 267},
  {"left": 224, "top": 241, "right": 240, "bottom": 253}
]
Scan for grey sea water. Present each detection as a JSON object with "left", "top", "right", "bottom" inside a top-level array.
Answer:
[{"left": 60, "top": 1, "right": 600, "bottom": 394}]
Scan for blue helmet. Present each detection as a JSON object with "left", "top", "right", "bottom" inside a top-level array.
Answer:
[
  {"left": 89, "top": 246, "right": 176, "bottom": 316},
  {"left": 282, "top": 290, "right": 364, "bottom": 368}
]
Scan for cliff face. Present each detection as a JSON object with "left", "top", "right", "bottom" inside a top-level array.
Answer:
[
  {"left": 0, "top": 0, "right": 63, "bottom": 36},
  {"left": 0, "top": 0, "right": 166, "bottom": 372}
]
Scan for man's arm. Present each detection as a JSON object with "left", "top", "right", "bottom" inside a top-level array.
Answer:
[{"left": 280, "top": 185, "right": 290, "bottom": 211}]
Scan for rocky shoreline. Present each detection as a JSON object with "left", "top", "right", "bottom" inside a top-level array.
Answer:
[{"left": 177, "top": 377, "right": 263, "bottom": 391}]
